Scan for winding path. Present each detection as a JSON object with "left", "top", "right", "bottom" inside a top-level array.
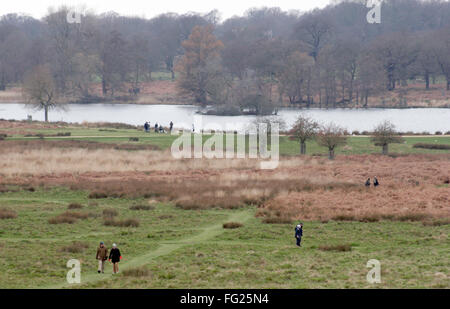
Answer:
[{"left": 43, "top": 209, "right": 253, "bottom": 289}]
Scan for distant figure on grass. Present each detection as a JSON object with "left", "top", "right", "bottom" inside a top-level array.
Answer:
[
  {"left": 365, "top": 178, "right": 371, "bottom": 187},
  {"left": 159, "top": 125, "right": 165, "bottom": 133},
  {"left": 144, "top": 122, "right": 149, "bottom": 132},
  {"left": 374, "top": 177, "right": 380, "bottom": 187},
  {"left": 294, "top": 223, "right": 303, "bottom": 247},
  {"left": 96, "top": 241, "right": 108, "bottom": 274},
  {"left": 154, "top": 123, "right": 159, "bottom": 133},
  {"left": 109, "top": 243, "right": 122, "bottom": 274},
  {"left": 170, "top": 121, "right": 173, "bottom": 133}
]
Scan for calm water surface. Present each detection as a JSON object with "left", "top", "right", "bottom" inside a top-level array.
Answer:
[{"left": 0, "top": 103, "right": 449, "bottom": 133}]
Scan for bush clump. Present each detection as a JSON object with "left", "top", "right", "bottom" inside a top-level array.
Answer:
[
  {"left": 68, "top": 203, "right": 83, "bottom": 210},
  {"left": 223, "top": 222, "right": 243, "bottom": 229},
  {"left": 102, "top": 209, "right": 118, "bottom": 217},
  {"left": 48, "top": 211, "right": 89, "bottom": 224},
  {"left": 122, "top": 267, "right": 150, "bottom": 277},
  {"left": 60, "top": 241, "right": 89, "bottom": 253},
  {"left": 88, "top": 191, "right": 108, "bottom": 199},
  {"left": 103, "top": 218, "right": 140, "bottom": 227},
  {"left": 130, "top": 205, "right": 154, "bottom": 211},
  {"left": 0, "top": 208, "right": 17, "bottom": 219},
  {"left": 413, "top": 143, "right": 450, "bottom": 150}
]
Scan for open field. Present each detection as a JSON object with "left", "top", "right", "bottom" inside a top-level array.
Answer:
[{"left": 0, "top": 121, "right": 449, "bottom": 288}]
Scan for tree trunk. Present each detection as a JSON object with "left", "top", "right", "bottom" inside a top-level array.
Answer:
[
  {"left": 382, "top": 144, "right": 388, "bottom": 155},
  {"left": 425, "top": 72, "right": 430, "bottom": 90},
  {"left": 328, "top": 148, "right": 335, "bottom": 160},
  {"left": 102, "top": 78, "right": 107, "bottom": 95},
  {"left": 44, "top": 105, "right": 49, "bottom": 122},
  {"left": 300, "top": 142, "right": 306, "bottom": 155}
]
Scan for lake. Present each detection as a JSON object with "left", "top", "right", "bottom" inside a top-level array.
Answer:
[{"left": 0, "top": 103, "right": 449, "bottom": 133}]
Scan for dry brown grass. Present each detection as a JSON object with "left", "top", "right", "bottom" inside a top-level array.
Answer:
[{"left": 1, "top": 143, "right": 449, "bottom": 223}]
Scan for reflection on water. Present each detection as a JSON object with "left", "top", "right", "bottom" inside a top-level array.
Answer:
[{"left": 0, "top": 103, "right": 449, "bottom": 133}]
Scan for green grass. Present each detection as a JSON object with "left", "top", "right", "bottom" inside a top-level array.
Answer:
[
  {"left": 0, "top": 189, "right": 448, "bottom": 289},
  {"left": 4, "top": 126, "right": 450, "bottom": 156}
]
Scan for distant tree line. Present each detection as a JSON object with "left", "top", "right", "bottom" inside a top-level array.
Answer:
[{"left": 2, "top": 0, "right": 450, "bottom": 115}]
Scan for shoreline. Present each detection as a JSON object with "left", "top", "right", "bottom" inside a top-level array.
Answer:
[{"left": 1, "top": 101, "right": 449, "bottom": 110}]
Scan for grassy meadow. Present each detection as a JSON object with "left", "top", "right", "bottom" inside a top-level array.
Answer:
[{"left": 0, "top": 121, "right": 449, "bottom": 289}]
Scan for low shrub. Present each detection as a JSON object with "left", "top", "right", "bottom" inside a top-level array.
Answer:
[
  {"left": 422, "top": 218, "right": 450, "bottom": 226},
  {"left": 102, "top": 209, "right": 118, "bottom": 217},
  {"left": 48, "top": 211, "right": 89, "bottom": 224},
  {"left": 263, "top": 217, "right": 292, "bottom": 224},
  {"left": 413, "top": 143, "right": 450, "bottom": 150},
  {"left": 60, "top": 241, "right": 89, "bottom": 253},
  {"left": 129, "top": 137, "right": 139, "bottom": 142},
  {"left": 56, "top": 132, "right": 71, "bottom": 136},
  {"left": 88, "top": 191, "right": 108, "bottom": 199},
  {"left": 319, "top": 244, "right": 352, "bottom": 252},
  {"left": 103, "top": 218, "right": 140, "bottom": 227},
  {"left": 223, "top": 222, "right": 243, "bottom": 229},
  {"left": 395, "top": 213, "right": 430, "bottom": 222},
  {"left": 122, "top": 267, "right": 150, "bottom": 277},
  {"left": 130, "top": 205, "right": 154, "bottom": 211},
  {"left": 49, "top": 215, "right": 76, "bottom": 224},
  {"left": 158, "top": 215, "right": 173, "bottom": 220},
  {"left": 331, "top": 214, "right": 356, "bottom": 221},
  {"left": 68, "top": 203, "right": 83, "bottom": 210},
  {"left": 435, "top": 131, "right": 443, "bottom": 135},
  {"left": 0, "top": 208, "right": 17, "bottom": 219}
]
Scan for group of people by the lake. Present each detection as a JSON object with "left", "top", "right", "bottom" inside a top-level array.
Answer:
[
  {"left": 365, "top": 177, "right": 380, "bottom": 187},
  {"left": 144, "top": 121, "right": 174, "bottom": 134},
  {"left": 96, "top": 242, "right": 122, "bottom": 274}
]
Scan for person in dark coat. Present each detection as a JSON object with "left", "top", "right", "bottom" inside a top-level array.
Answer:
[
  {"left": 373, "top": 177, "right": 379, "bottom": 187},
  {"left": 108, "top": 243, "right": 122, "bottom": 274},
  {"left": 144, "top": 122, "right": 149, "bottom": 132},
  {"left": 154, "top": 123, "right": 158, "bottom": 133},
  {"left": 294, "top": 223, "right": 303, "bottom": 247},
  {"left": 169, "top": 121, "right": 173, "bottom": 133},
  {"left": 365, "top": 178, "right": 371, "bottom": 187}
]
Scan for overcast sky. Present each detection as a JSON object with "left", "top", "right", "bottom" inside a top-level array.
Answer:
[{"left": 0, "top": 0, "right": 331, "bottom": 20}]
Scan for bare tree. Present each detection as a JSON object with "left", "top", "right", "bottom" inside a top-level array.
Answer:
[
  {"left": 316, "top": 123, "right": 347, "bottom": 160},
  {"left": 22, "top": 65, "right": 61, "bottom": 122},
  {"left": 371, "top": 120, "right": 404, "bottom": 155},
  {"left": 289, "top": 115, "right": 319, "bottom": 155}
]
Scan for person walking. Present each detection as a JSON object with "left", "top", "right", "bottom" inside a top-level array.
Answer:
[
  {"left": 96, "top": 241, "right": 108, "bottom": 274},
  {"left": 365, "top": 178, "right": 371, "bottom": 187},
  {"left": 108, "top": 243, "right": 122, "bottom": 274},
  {"left": 144, "top": 122, "right": 149, "bottom": 133},
  {"left": 294, "top": 223, "right": 303, "bottom": 247},
  {"left": 373, "top": 177, "right": 379, "bottom": 187},
  {"left": 169, "top": 121, "right": 173, "bottom": 133},
  {"left": 154, "top": 123, "right": 158, "bottom": 133}
]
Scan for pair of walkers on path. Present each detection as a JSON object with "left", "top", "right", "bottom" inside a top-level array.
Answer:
[
  {"left": 96, "top": 242, "right": 122, "bottom": 274},
  {"left": 365, "top": 177, "right": 380, "bottom": 187}
]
